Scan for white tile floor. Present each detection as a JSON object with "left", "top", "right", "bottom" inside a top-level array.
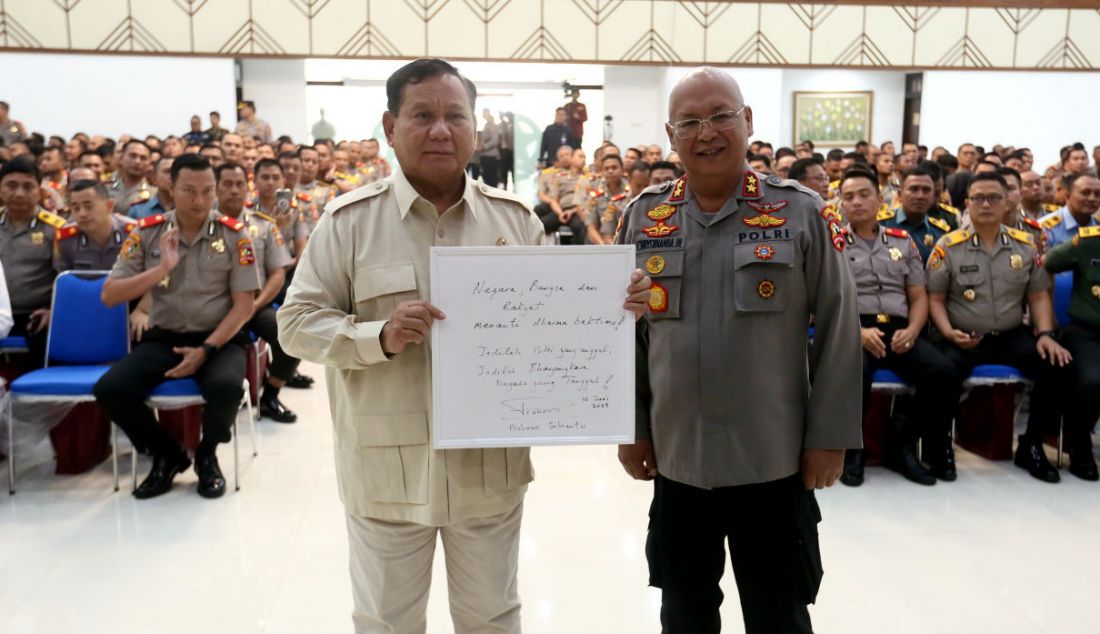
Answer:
[{"left": 2, "top": 361, "right": 1099, "bottom": 634}]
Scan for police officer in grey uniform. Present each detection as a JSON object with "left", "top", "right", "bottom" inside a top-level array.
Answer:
[
  {"left": 615, "top": 68, "right": 861, "bottom": 634},
  {"left": 94, "top": 154, "right": 260, "bottom": 500},
  {"left": 106, "top": 140, "right": 157, "bottom": 217},
  {"left": 836, "top": 167, "right": 961, "bottom": 487},
  {"left": 927, "top": 172, "right": 1073, "bottom": 484},
  {"left": 55, "top": 180, "right": 137, "bottom": 272},
  {"left": 0, "top": 156, "right": 66, "bottom": 366},
  {"left": 214, "top": 162, "right": 298, "bottom": 422}
]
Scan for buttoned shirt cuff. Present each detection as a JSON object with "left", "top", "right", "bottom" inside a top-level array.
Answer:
[{"left": 356, "top": 320, "right": 391, "bottom": 365}]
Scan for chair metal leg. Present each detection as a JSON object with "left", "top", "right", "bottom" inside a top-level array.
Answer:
[
  {"left": 233, "top": 416, "right": 240, "bottom": 493},
  {"left": 243, "top": 379, "right": 257, "bottom": 457},
  {"left": 111, "top": 422, "right": 119, "bottom": 492},
  {"left": 1057, "top": 417, "right": 1065, "bottom": 469},
  {"left": 7, "top": 397, "right": 15, "bottom": 495}
]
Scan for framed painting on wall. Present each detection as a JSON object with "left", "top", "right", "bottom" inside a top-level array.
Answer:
[{"left": 792, "top": 91, "right": 873, "bottom": 147}]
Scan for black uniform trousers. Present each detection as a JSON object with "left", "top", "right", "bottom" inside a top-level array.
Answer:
[
  {"left": 1059, "top": 323, "right": 1100, "bottom": 448},
  {"left": 860, "top": 316, "right": 963, "bottom": 440},
  {"left": 247, "top": 304, "right": 300, "bottom": 383},
  {"left": 9, "top": 312, "right": 48, "bottom": 369},
  {"left": 499, "top": 148, "right": 514, "bottom": 188},
  {"left": 93, "top": 328, "right": 247, "bottom": 457},
  {"left": 534, "top": 203, "right": 585, "bottom": 243},
  {"left": 647, "top": 474, "right": 821, "bottom": 634},
  {"left": 479, "top": 155, "right": 501, "bottom": 188},
  {"left": 936, "top": 325, "right": 1065, "bottom": 440}
]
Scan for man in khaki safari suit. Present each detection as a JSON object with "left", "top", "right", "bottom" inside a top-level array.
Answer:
[{"left": 278, "top": 58, "right": 650, "bottom": 633}]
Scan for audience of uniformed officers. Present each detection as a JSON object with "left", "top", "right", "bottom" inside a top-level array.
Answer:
[{"left": 1, "top": 96, "right": 1099, "bottom": 497}]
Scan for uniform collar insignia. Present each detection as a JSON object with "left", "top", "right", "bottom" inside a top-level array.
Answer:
[
  {"left": 668, "top": 175, "right": 688, "bottom": 203},
  {"left": 740, "top": 170, "right": 763, "bottom": 199}
]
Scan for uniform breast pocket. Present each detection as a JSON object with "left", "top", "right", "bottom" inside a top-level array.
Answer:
[
  {"left": 198, "top": 251, "right": 233, "bottom": 282},
  {"left": 886, "top": 259, "right": 910, "bottom": 278},
  {"left": 733, "top": 241, "right": 794, "bottom": 312},
  {"left": 637, "top": 250, "right": 684, "bottom": 320},
  {"left": 353, "top": 261, "right": 419, "bottom": 322},
  {"left": 954, "top": 271, "right": 984, "bottom": 292}
]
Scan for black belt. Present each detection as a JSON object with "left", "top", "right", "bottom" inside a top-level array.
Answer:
[{"left": 859, "top": 314, "right": 908, "bottom": 328}]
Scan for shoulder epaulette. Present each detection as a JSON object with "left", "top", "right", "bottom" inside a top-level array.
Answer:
[
  {"left": 1042, "top": 203, "right": 1061, "bottom": 213},
  {"left": 589, "top": 189, "right": 603, "bottom": 199},
  {"left": 1022, "top": 216, "right": 1042, "bottom": 231},
  {"left": 1080, "top": 225, "right": 1100, "bottom": 239},
  {"left": 218, "top": 215, "right": 245, "bottom": 232},
  {"left": 244, "top": 199, "right": 255, "bottom": 209},
  {"left": 883, "top": 227, "right": 909, "bottom": 239},
  {"left": 829, "top": 180, "right": 840, "bottom": 189},
  {"left": 477, "top": 181, "right": 532, "bottom": 212},
  {"left": 938, "top": 203, "right": 960, "bottom": 217},
  {"left": 928, "top": 216, "right": 951, "bottom": 233},
  {"left": 1005, "top": 227, "right": 1034, "bottom": 245},
  {"left": 296, "top": 191, "right": 312, "bottom": 203},
  {"left": 1040, "top": 214, "right": 1062, "bottom": 230},
  {"left": 138, "top": 214, "right": 166, "bottom": 229},
  {"left": 123, "top": 221, "right": 137, "bottom": 233},
  {"left": 611, "top": 192, "right": 627, "bottom": 202},
  {"left": 942, "top": 229, "right": 971, "bottom": 248},
  {"left": 541, "top": 167, "right": 558, "bottom": 175},
  {"left": 876, "top": 207, "right": 896, "bottom": 222},
  {"left": 36, "top": 209, "right": 66, "bottom": 229},
  {"left": 325, "top": 179, "right": 390, "bottom": 215},
  {"left": 638, "top": 179, "right": 677, "bottom": 198},
  {"left": 57, "top": 224, "right": 80, "bottom": 240},
  {"left": 252, "top": 211, "right": 276, "bottom": 224}
]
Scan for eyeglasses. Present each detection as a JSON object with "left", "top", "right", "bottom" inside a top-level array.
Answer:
[
  {"left": 668, "top": 106, "right": 746, "bottom": 139},
  {"left": 969, "top": 194, "right": 1004, "bottom": 206}
]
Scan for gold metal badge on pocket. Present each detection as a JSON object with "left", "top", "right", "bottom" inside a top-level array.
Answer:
[{"left": 757, "top": 279, "right": 776, "bottom": 299}]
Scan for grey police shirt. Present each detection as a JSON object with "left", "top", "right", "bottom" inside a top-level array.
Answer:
[
  {"left": 926, "top": 226, "right": 1049, "bottom": 335},
  {"left": 616, "top": 170, "right": 862, "bottom": 489}
]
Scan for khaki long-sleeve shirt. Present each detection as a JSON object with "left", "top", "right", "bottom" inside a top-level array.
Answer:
[
  {"left": 616, "top": 171, "right": 862, "bottom": 489},
  {"left": 277, "top": 169, "right": 545, "bottom": 526}
]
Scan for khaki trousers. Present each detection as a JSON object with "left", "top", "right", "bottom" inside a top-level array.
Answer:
[{"left": 346, "top": 501, "right": 523, "bottom": 634}]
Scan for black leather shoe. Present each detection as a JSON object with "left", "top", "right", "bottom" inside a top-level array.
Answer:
[
  {"left": 928, "top": 441, "right": 958, "bottom": 482},
  {"left": 260, "top": 396, "right": 298, "bottom": 423},
  {"left": 890, "top": 442, "right": 936, "bottom": 486},
  {"left": 840, "top": 449, "right": 865, "bottom": 487},
  {"left": 133, "top": 451, "right": 191, "bottom": 499},
  {"left": 195, "top": 453, "right": 227, "bottom": 499},
  {"left": 1068, "top": 449, "right": 1099, "bottom": 481},
  {"left": 285, "top": 373, "right": 314, "bottom": 389},
  {"left": 1014, "top": 436, "right": 1061, "bottom": 483}
]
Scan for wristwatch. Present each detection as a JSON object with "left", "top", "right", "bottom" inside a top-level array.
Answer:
[
  {"left": 201, "top": 343, "right": 219, "bottom": 360},
  {"left": 1037, "top": 330, "right": 1057, "bottom": 341}
]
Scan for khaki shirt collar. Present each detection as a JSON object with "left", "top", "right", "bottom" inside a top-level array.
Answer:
[{"left": 391, "top": 166, "right": 477, "bottom": 222}]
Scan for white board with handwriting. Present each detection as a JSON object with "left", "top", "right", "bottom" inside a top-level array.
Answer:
[{"left": 430, "top": 245, "right": 636, "bottom": 448}]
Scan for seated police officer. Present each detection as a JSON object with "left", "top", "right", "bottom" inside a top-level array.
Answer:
[
  {"left": 1043, "top": 227, "right": 1100, "bottom": 480},
  {"left": 215, "top": 162, "right": 298, "bottom": 422},
  {"left": 927, "top": 172, "right": 1072, "bottom": 483},
  {"left": 0, "top": 155, "right": 65, "bottom": 367},
  {"left": 837, "top": 167, "right": 961, "bottom": 486},
  {"left": 879, "top": 166, "right": 952, "bottom": 263},
  {"left": 94, "top": 154, "right": 260, "bottom": 499},
  {"left": 55, "top": 180, "right": 137, "bottom": 271}
]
